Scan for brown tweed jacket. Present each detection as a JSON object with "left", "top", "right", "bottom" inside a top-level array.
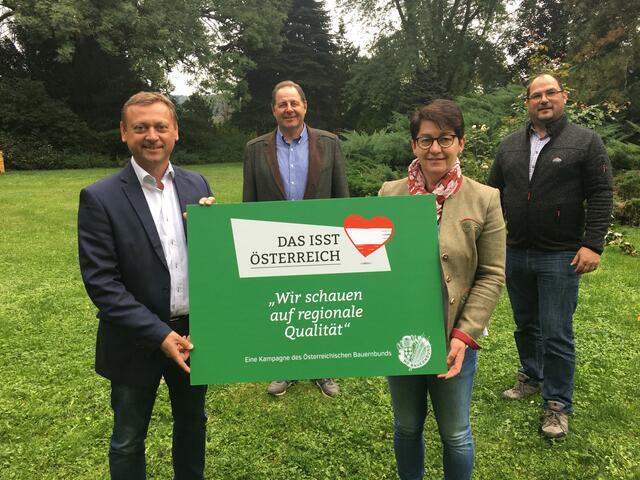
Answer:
[
  {"left": 379, "top": 176, "right": 506, "bottom": 344},
  {"left": 242, "top": 127, "right": 349, "bottom": 201}
]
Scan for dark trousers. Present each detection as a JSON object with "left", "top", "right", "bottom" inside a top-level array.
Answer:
[{"left": 108, "top": 360, "right": 207, "bottom": 480}]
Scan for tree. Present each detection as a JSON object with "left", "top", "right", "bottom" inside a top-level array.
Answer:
[
  {"left": 333, "top": 20, "right": 360, "bottom": 130},
  {"left": 232, "top": 0, "right": 342, "bottom": 133},
  {"left": 335, "top": 0, "right": 510, "bottom": 129},
  {"left": 0, "top": 76, "right": 94, "bottom": 150},
  {"left": 0, "top": 0, "right": 289, "bottom": 131},
  {"left": 176, "top": 94, "right": 219, "bottom": 155},
  {"left": 565, "top": 0, "right": 640, "bottom": 118},
  {"left": 506, "top": 0, "right": 569, "bottom": 79},
  {"left": 341, "top": 33, "right": 413, "bottom": 132},
  {"left": 337, "top": 0, "right": 509, "bottom": 93}
]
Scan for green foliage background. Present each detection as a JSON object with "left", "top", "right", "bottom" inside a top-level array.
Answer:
[
  {"left": 338, "top": 85, "right": 640, "bottom": 223},
  {"left": 1, "top": 1, "right": 639, "bottom": 476},
  {"left": 1, "top": 165, "right": 639, "bottom": 479}
]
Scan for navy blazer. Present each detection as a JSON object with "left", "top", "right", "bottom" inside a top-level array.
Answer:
[{"left": 78, "top": 162, "right": 212, "bottom": 386}]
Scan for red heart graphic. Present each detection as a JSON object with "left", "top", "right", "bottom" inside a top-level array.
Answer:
[{"left": 343, "top": 214, "right": 394, "bottom": 257}]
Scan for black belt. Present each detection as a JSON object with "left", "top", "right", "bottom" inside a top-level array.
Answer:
[{"left": 169, "top": 315, "right": 189, "bottom": 322}]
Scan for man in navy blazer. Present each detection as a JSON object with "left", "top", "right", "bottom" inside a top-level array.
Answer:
[{"left": 78, "top": 92, "right": 215, "bottom": 479}]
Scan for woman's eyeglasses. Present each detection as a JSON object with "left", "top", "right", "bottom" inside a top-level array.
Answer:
[{"left": 415, "top": 135, "right": 456, "bottom": 149}]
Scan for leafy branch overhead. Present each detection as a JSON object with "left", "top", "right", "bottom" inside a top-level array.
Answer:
[
  {"left": 0, "top": 0, "right": 289, "bottom": 90},
  {"left": 0, "top": 0, "right": 639, "bottom": 209}
]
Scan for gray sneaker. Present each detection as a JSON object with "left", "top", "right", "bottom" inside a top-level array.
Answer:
[
  {"left": 502, "top": 372, "right": 541, "bottom": 400},
  {"left": 267, "top": 380, "right": 296, "bottom": 396},
  {"left": 541, "top": 401, "right": 569, "bottom": 439},
  {"left": 314, "top": 378, "right": 339, "bottom": 397}
]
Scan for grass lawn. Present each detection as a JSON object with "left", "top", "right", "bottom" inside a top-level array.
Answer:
[{"left": 0, "top": 164, "right": 639, "bottom": 479}]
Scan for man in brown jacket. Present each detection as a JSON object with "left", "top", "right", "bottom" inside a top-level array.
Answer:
[{"left": 242, "top": 80, "right": 349, "bottom": 397}]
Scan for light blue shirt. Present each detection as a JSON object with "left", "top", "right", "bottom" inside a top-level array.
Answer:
[
  {"left": 276, "top": 125, "right": 309, "bottom": 200},
  {"left": 529, "top": 127, "right": 551, "bottom": 181}
]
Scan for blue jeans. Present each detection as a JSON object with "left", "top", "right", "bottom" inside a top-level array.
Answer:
[
  {"left": 506, "top": 247, "right": 580, "bottom": 412},
  {"left": 388, "top": 348, "right": 477, "bottom": 480},
  {"left": 109, "top": 361, "right": 208, "bottom": 480}
]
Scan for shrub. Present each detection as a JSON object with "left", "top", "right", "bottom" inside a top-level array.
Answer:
[
  {"left": 346, "top": 157, "right": 402, "bottom": 197},
  {"left": 607, "top": 140, "right": 640, "bottom": 171},
  {"left": 616, "top": 170, "right": 640, "bottom": 200},
  {"left": 461, "top": 124, "right": 496, "bottom": 184},
  {"left": 456, "top": 84, "right": 525, "bottom": 133},
  {"left": 178, "top": 122, "right": 250, "bottom": 164},
  {"left": 614, "top": 199, "right": 640, "bottom": 227},
  {"left": 0, "top": 133, "right": 118, "bottom": 170},
  {"left": 613, "top": 170, "right": 640, "bottom": 226},
  {"left": 55, "top": 152, "right": 120, "bottom": 169},
  {"left": 208, "top": 124, "right": 252, "bottom": 163},
  {"left": 178, "top": 94, "right": 251, "bottom": 164},
  {"left": 342, "top": 111, "right": 499, "bottom": 186},
  {"left": 0, "top": 77, "right": 95, "bottom": 152},
  {"left": 1, "top": 134, "right": 61, "bottom": 170},
  {"left": 171, "top": 124, "right": 250, "bottom": 165},
  {"left": 170, "top": 150, "right": 207, "bottom": 165},
  {"left": 95, "top": 129, "right": 129, "bottom": 158},
  {"left": 341, "top": 113, "right": 413, "bottom": 170}
]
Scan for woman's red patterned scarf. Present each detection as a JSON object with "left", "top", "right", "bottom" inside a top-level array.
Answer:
[{"left": 407, "top": 158, "right": 463, "bottom": 222}]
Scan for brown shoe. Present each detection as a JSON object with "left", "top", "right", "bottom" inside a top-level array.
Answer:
[
  {"left": 502, "top": 372, "right": 541, "bottom": 400},
  {"left": 541, "top": 401, "right": 569, "bottom": 439}
]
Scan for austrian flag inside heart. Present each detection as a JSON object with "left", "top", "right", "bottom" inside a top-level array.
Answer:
[{"left": 343, "top": 214, "right": 394, "bottom": 257}]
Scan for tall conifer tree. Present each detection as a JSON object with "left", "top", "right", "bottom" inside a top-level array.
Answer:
[{"left": 233, "top": 0, "right": 341, "bottom": 133}]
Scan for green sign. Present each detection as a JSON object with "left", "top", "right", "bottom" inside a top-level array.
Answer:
[{"left": 187, "top": 195, "right": 447, "bottom": 385}]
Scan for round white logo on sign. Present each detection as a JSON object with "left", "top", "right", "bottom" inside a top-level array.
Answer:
[{"left": 397, "top": 335, "right": 432, "bottom": 370}]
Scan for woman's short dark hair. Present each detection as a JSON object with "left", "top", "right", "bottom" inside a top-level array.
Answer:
[{"left": 409, "top": 99, "right": 465, "bottom": 140}]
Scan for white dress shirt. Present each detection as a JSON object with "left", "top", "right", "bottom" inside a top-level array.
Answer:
[{"left": 131, "top": 158, "right": 189, "bottom": 316}]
